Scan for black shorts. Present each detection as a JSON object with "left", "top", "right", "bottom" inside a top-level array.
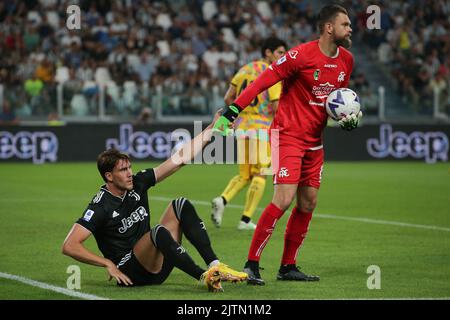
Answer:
[{"left": 117, "top": 251, "right": 174, "bottom": 286}]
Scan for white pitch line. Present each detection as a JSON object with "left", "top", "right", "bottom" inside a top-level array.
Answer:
[
  {"left": 1, "top": 196, "right": 449, "bottom": 232},
  {"left": 0, "top": 272, "right": 109, "bottom": 300},
  {"left": 334, "top": 297, "right": 450, "bottom": 300},
  {"left": 314, "top": 214, "right": 450, "bottom": 232},
  {"left": 1, "top": 271, "right": 448, "bottom": 301},
  {"left": 151, "top": 196, "right": 450, "bottom": 233}
]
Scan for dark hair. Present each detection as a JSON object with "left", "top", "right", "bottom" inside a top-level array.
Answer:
[
  {"left": 97, "top": 149, "right": 130, "bottom": 182},
  {"left": 317, "top": 4, "right": 348, "bottom": 34},
  {"left": 260, "top": 37, "right": 288, "bottom": 58}
]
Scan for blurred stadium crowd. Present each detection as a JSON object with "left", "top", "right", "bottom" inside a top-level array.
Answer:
[
  {"left": 0, "top": 0, "right": 449, "bottom": 124},
  {"left": 350, "top": 0, "right": 450, "bottom": 117}
]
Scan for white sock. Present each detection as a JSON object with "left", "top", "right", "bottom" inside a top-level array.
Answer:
[{"left": 208, "top": 259, "right": 220, "bottom": 268}]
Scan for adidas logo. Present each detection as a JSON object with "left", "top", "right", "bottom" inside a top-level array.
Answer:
[{"left": 112, "top": 211, "right": 120, "bottom": 218}]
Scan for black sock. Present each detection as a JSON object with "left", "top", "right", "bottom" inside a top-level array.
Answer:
[
  {"left": 221, "top": 196, "right": 227, "bottom": 206},
  {"left": 279, "top": 264, "right": 295, "bottom": 273},
  {"left": 245, "top": 260, "right": 259, "bottom": 269},
  {"left": 241, "top": 215, "right": 251, "bottom": 223},
  {"left": 151, "top": 224, "right": 204, "bottom": 280},
  {"left": 172, "top": 197, "right": 218, "bottom": 266}
]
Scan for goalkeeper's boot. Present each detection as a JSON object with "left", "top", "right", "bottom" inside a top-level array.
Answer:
[
  {"left": 276, "top": 264, "right": 320, "bottom": 281},
  {"left": 200, "top": 266, "right": 223, "bottom": 292},
  {"left": 243, "top": 261, "right": 265, "bottom": 286},
  {"left": 211, "top": 197, "right": 225, "bottom": 228},
  {"left": 216, "top": 263, "right": 248, "bottom": 283}
]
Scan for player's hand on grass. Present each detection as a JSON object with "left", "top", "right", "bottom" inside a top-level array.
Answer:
[
  {"left": 212, "top": 104, "right": 241, "bottom": 136},
  {"left": 106, "top": 260, "right": 133, "bottom": 286},
  {"left": 338, "top": 111, "right": 363, "bottom": 131}
]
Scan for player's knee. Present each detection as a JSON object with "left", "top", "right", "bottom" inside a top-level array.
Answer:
[
  {"left": 238, "top": 174, "right": 251, "bottom": 183},
  {"left": 171, "top": 197, "right": 196, "bottom": 221},
  {"left": 150, "top": 224, "right": 171, "bottom": 248},
  {"left": 252, "top": 174, "right": 266, "bottom": 181},
  {"left": 299, "top": 197, "right": 317, "bottom": 213},
  {"left": 251, "top": 175, "right": 266, "bottom": 186},
  {"left": 273, "top": 194, "right": 295, "bottom": 211}
]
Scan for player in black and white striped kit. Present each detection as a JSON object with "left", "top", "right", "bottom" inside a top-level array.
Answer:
[{"left": 62, "top": 111, "right": 247, "bottom": 292}]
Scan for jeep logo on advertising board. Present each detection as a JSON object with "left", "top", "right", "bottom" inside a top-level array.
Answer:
[
  {"left": 367, "top": 124, "right": 448, "bottom": 163},
  {"left": 0, "top": 130, "right": 58, "bottom": 164},
  {"left": 106, "top": 124, "right": 191, "bottom": 159}
]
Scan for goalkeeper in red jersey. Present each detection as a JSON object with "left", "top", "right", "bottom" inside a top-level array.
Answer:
[
  {"left": 211, "top": 37, "right": 287, "bottom": 231},
  {"left": 213, "top": 4, "right": 362, "bottom": 285}
]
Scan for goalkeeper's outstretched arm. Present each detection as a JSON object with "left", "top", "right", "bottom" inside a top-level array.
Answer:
[{"left": 213, "top": 68, "right": 282, "bottom": 136}]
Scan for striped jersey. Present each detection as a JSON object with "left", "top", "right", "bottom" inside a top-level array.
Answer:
[{"left": 231, "top": 60, "right": 282, "bottom": 131}]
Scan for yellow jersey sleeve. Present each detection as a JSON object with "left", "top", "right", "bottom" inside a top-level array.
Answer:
[
  {"left": 231, "top": 60, "right": 281, "bottom": 131},
  {"left": 267, "top": 81, "right": 282, "bottom": 102},
  {"left": 231, "top": 72, "right": 243, "bottom": 88}
]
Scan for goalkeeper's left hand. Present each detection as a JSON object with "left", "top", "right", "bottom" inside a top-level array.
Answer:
[
  {"left": 212, "top": 103, "right": 241, "bottom": 136},
  {"left": 338, "top": 111, "right": 363, "bottom": 131}
]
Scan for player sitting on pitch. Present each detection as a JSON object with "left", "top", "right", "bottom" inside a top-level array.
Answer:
[{"left": 62, "top": 110, "right": 247, "bottom": 292}]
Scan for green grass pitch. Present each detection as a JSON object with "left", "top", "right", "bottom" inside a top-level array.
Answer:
[{"left": 0, "top": 161, "right": 449, "bottom": 300}]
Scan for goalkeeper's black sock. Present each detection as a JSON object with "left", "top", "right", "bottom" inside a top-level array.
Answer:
[
  {"left": 151, "top": 224, "right": 204, "bottom": 280},
  {"left": 172, "top": 197, "right": 218, "bottom": 266}
]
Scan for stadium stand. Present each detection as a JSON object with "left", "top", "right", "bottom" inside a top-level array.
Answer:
[
  {"left": 0, "top": 0, "right": 448, "bottom": 123},
  {"left": 343, "top": 0, "right": 450, "bottom": 120}
]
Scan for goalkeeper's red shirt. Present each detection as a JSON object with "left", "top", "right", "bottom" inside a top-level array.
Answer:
[{"left": 235, "top": 39, "right": 354, "bottom": 150}]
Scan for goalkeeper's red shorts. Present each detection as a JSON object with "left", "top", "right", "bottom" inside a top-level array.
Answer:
[{"left": 270, "top": 135, "right": 324, "bottom": 188}]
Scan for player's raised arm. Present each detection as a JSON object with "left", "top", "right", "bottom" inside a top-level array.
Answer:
[
  {"left": 213, "top": 69, "right": 281, "bottom": 136},
  {"left": 153, "top": 109, "right": 222, "bottom": 183},
  {"left": 213, "top": 50, "right": 298, "bottom": 136}
]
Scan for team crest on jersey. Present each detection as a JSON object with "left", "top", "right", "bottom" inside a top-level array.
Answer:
[
  {"left": 313, "top": 69, "right": 320, "bottom": 81},
  {"left": 128, "top": 190, "right": 140, "bottom": 201},
  {"left": 278, "top": 167, "right": 290, "bottom": 178},
  {"left": 338, "top": 71, "right": 346, "bottom": 82}
]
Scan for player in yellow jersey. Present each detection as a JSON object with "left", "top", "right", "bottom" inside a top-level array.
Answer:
[{"left": 211, "top": 37, "right": 287, "bottom": 230}]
